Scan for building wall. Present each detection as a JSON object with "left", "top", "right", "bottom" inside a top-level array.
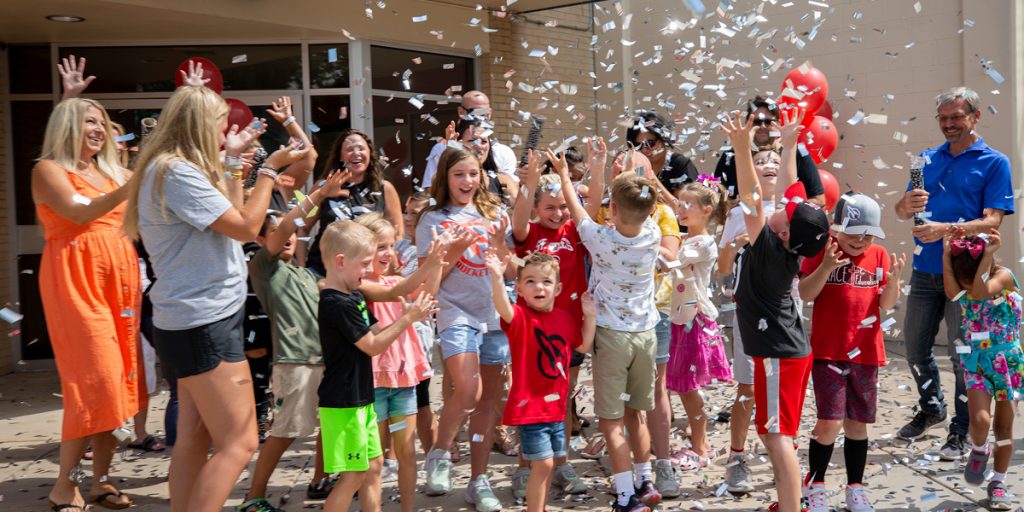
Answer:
[
  {"left": 593, "top": 0, "right": 1022, "bottom": 343},
  {"left": 482, "top": 5, "right": 598, "bottom": 159},
  {"left": 0, "top": 47, "right": 13, "bottom": 373}
]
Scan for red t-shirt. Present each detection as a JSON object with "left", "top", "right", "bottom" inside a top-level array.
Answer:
[
  {"left": 800, "top": 238, "right": 891, "bottom": 366},
  {"left": 501, "top": 304, "right": 581, "bottom": 425},
  {"left": 514, "top": 220, "right": 588, "bottom": 320}
]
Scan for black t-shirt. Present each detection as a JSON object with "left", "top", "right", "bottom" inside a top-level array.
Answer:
[
  {"left": 658, "top": 152, "right": 699, "bottom": 193},
  {"left": 307, "top": 181, "right": 386, "bottom": 276},
  {"left": 318, "top": 288, "right": 378, "bottom": 408},
  {"left": 734, "top": 225, "right": 808, "bottom": 358},
  {"left": 714, "top": 147, "right": 824, "bottom": 199}
]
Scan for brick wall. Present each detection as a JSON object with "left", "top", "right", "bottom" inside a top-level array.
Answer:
[{"left": 482, "top": 5, "right": 597, "bottom": 161}]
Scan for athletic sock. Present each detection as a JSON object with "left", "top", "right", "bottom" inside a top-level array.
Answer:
[
  {"left": 844, "top": 438, "right": 869, "bottom": 485},
  {"left": 613, "top": 471, "right": 635, "bottom": 506},
  {"left": 807, "top": 439, "right": 834, "bottom": 484},
  {"left": 632, "top": 462, "right": 652, "bottom": 487},
  {"left": 991, "top": 471, "right": 1006, "bottom": 483}
]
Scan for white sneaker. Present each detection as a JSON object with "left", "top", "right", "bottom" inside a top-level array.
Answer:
[
  {"left": 466, "top": 475, "right": 503, "bottom": 512},
  {"left": 511, "top": 468, "right": 530, "bottom": 501},
  {"left": 424, "top": 448, "right": 452, "bottom": 496},
  {"left": 654, "top": 459, "right": 681, "bottom": 499},
  {"left": 381, "top": 459, "right": 398, "bottom": 483},
  {"left": 805, "top": 482, "right": 830, "bottom": 512},
  {"left": 845, "top": 484, "right": 875, "bottom": 512}
]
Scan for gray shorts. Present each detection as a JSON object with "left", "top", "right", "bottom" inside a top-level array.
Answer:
[{"left": 731, "top": 314, "right": 754, "bottom": 385}]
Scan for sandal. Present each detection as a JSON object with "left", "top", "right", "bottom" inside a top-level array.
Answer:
[
  {"left": 89, "top": 490, "right": 134, "bottom": 509},
  {"left": 306, "top": 474, "right": 338, "bottom": 500},
  {"left": 579, "top": 435, "right": 605, "bottom": 460},
  {"left": 672, "top": 449, "right": 709, "bottom": 472},
  {"left": 48, "top": 500, "right": 88, "bottom": 511},
  {"left": 493, "top": 426, "right": 519, "bottom": 456},
  {"left": 127, "top": 435, "right": 165, "bottom": 452}
]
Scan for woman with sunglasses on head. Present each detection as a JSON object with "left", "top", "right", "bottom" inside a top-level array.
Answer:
[
  {"left": 626, "top": 110, "right": 700, "bottom": 206},
  {"left": 712, "top": 96, "right": 825, "bottom": 205}
]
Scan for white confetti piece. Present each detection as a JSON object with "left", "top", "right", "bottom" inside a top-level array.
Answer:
[
  {"left": 922, "top": 378, "right": 933, "bottom": 390},
  {"left": 996, "top": 439, "right": 1012, "bottom": 447},
  {"left": 408, "top": 96, "right": 424, "bottom": 109},
  {"left": 471, "top": 434, "right": 484, "bottom": 443},
  {"left": 860, "top": 315, "right": 877, "bottom": 326},
  {"left": 388, "top": 421, "right": 407, "bottom": 433},
  {"left": 758, "top": 318, "right": 768, "bottom": 331},
  {"left": 881, "top": 317, "right": 897, "bottom": 330},
  {"left": 544, "top": 393, "right": 560, "bottom": 402},
  {"left": 619, "top": 393, "right": 631, "bottom": 401},
  {"left": 120, "top": 309, "right": 134, "bottom": 318},
  {"left": 847, "top": 347, "right": 862, "bottom": 359},
  {"left": 232, "top": 54, "right": 247, "bottom": 64},
  {"left": 412, "top": 15, "right": 428, "bottom": 22},
  {"left": 955, "top": 344, "right": 972, "bottom": 354},
  {"left": 72, "top": 194, "right": 92, "bottom": 205},
  {"left": 517, "top": 399, "right": 528, "bottom": 407},
  {"left": 307, "top": 123, "right": 320, "bottom": 133},
  {"left": 970, "top": 331, "right": 990, "bottom": 341},
  {"left": 0, "top": 308, "right": 23, "bottom": 325}
]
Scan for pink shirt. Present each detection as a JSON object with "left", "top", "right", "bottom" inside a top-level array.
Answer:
[{"left": 369, "top": 276, "right": 432, "bottom": 388}]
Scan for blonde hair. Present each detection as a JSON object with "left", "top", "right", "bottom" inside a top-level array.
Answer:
[
  {"left": 124, "top": 86, "right": 229, "bottom": 239},
  {"left": 610, "top": 173, "right": 657, "bottom": 225},
  {"left": 680, "top": 181, "right": 729, "bottom": 227},
  {"left": 354, "top": 212, "right": 396, "bottom": 238},
  {"left": 320, "top": 220, "right": 377, "bottom": 263},
  {"left": 533, "top": 174, "right": 563, "bottom": 206},
  {"left": 39, "top": 98, "right": 127, "bottom": 185}
]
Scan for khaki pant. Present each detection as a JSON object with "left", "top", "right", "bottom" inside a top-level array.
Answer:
[{"left": 592, "top": 327, "right": 657, "bottom": 419}]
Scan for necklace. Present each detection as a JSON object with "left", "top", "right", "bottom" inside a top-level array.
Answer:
[{"left": 75, "top": 160, "right": 94, "bottom": 176}]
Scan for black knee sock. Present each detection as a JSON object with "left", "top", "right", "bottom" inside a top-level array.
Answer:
[
  {"left": 844, "top": 438, "right": 869, "bottom": 485},
  {"left": 807, "top": 439, "right": 834, "bottom": 483}
]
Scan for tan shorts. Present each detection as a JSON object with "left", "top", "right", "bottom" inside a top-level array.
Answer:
[
  {"left": 592, "top": 327, "right": 657, "bottom": 419},
  {"left": 268, "top": 363, "right": 324, "bottom": 439}
]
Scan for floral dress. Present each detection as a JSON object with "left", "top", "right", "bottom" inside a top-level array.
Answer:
[{"left": 958, "top": 269, "right": 1024, "bottom": 401}]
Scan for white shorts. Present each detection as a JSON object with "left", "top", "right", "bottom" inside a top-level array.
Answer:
[{"left": 269, "top": 363, "right": 324, "bottom": 438}]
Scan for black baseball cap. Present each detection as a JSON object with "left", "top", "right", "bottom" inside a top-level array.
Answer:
[{"left": 783, "top": 182, "right": 830, "bottom": 257}]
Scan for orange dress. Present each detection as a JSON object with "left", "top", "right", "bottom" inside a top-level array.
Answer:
[{"left": 37, "top": 170, "right": 142, "bottom": 441}]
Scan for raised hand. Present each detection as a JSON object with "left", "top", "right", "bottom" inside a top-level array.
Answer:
[
  {"left": 775, "top": 107, "right": 806, "bottom": 147},
  {"left": 820, "top": 239, "right": 850, "bottom": 270},
  {"left": 719, "top": 111, "right": 756, "bottom": 152},
  {"left": 225, "top": 118, "right": 266, "bottom": 156},
  {"left": 265, "top": 96, "right": 294, "bottom": 124},
  {"left": 180, "top": 59, "right": 211, "bottom": 88},
  {"left": 58, "top": 54, "right": 96, "bottom": 99},
  {"left": 983, "top": 228, "right": 1001, "bottom": 254},
  {"left": 484, "top": 249, "right": 508, "bottom": 277},
  {"left": 265, "top": 139, "right": 311, "bottom": 170},
  {"left": 424, "top": 236, "right": 451, "bottom": 269},
  {"left": 488, "top": 215, "right": 510, "bottom": 249},
  {"left": 545, "top": 149, "right": 570, "bottom": 180},
  {"left": 444, "top": 121, "right": 458, "bottom": 142},
  {"left": 318, "top": 169, "right": 351, "bottom": 197},
  {"left": 586, "top": 136, "right": 607, "bottom": 177},
  {"left": 401, "top": 291, "right": 438, "bottom": 322},
  {"left": 888, "top": 252, "right": 907, "bottom": 280},
  {"left": 580, "top": 291, "right": 597, "bottom": 318}
]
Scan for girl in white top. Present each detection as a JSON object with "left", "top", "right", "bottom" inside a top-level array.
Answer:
[{"left": 665, "top": 176, "right": 733, "bottom": 467}]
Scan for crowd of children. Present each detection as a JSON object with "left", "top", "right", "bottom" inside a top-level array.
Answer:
[{"left": 38, "top": 55, "right": 1019, "bottom": 512}]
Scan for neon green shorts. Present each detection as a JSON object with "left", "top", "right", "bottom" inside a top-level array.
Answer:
[{"left": 319, "top": 404, "right": 382, "bottom": 472}]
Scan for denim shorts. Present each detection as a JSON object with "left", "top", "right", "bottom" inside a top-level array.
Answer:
[
  {"left": 438, "top": 324, "right": 510, "bottom": 365},
  {"left": 517, "top": 421, "right": 566, "bottom": 461},
  {"left": 654, "top": 312, "right": 671, "bottom": 365},
  {"left": 373, "top": 386, "right": 418, "bottom": 421}
]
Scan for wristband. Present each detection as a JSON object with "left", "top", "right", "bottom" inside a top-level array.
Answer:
[
  {"left": 282, "top": 116, "right": 296, "bottom": 127},
  {"left": 257, "top": 168, "right": 278, "bottom": 181},
  {"left": 225, "top": 171, "right": 244, "bottom": 180},
  {"left": 297, "top": 201, "right": 309, "bottom": 217},
  {"left": 225, "top": 155, "right": 243, "bottom": 167}
]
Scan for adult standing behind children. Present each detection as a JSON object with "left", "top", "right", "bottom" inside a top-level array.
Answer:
[
  {"left": 893, "top": 87, "right": 1015, "bottom": 460},
  {"left": 125, "top": 83, "right": 310, "bottom": 512},
  {"left": 422, "top": 90, "right": 517, "bottom": 187}
]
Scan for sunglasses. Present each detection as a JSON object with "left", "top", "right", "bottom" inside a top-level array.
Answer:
[
  {"left": 752, "top": 118, "right": 774, "bottom": 127},
  {"left": 637, "top": 140, "right": 660, "bottom": 149}
]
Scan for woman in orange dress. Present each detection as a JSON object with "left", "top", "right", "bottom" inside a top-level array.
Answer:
[{"left": 32, "top": 97, "right": 142, "bottom": 511}]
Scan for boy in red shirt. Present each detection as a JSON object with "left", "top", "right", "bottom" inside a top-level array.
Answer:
[
  {"left": 485, "top": 251, "right": 596, "bottom": 512},
  {"left": 797, "top": 193, "right": 905, "bottom": 512}
]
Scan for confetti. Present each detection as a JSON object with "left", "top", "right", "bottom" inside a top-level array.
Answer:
[
  {"left": 758, "top": 318, "right": 768, "bottom": 331},
  {"left": 620, "top": 393, "right": 631, "bottom": 401},
  {"left": 0, "top": 308, "right": 23, "bottom": 325},
  {"left": 412, "top": 15, "right": 428, "bottom": 23},
  {"left": 970, "top": 331, "right": 990, "bottom": 341},
  {"left": 72, "top": 194, "right": 92, "bottom": 205},
  {"left": 114, "top": 133, "right": 135, "bottom": 143},
  {"left": 955, "top": 344, "right": 972, "bottom": 354},
  {"left": 232, "top": 54, "right": 247, "bottom": 64},
  {"left": 307, "top": 123, "right": 320, "bottom": 133},
  {"left": 388, "top": 421, "right": 407, "bottom": 433},
  {"left": 327, "top": 48, "right": 338, "bottom": 63},
  {"left": 120, "top": 308, "right": 134, "bottom": 318},
  {"left": 847, "top": 347, "right": 862, "bottom": 359},
  {"left": 860, "top": 315, "right": 877, "bottom": 326},
  {"left": 471, "top": 434, "right": 484, "bottom": 443},
  {"left": 544, "top": 393, "right": 560, "bottom": 402}
]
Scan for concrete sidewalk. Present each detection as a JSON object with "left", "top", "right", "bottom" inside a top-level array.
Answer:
[{"left": 1, "top": 341, "right": 1020, "bottom": 511}]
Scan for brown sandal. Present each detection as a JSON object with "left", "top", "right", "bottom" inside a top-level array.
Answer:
[{"left": 89, "top": 491, "right": 134, "bottom": 510}]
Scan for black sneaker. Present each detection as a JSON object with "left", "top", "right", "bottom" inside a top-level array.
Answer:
[
  {"left": 896, "top": 410, "right": 945, "bottom": 440},
  {"left": 938, "top": 432, "right": 968, "bottom": 461},
  {"left": 307, "top": 475, "right": 338, "bottom": 500},
  {"left": 611, "top": 495, "right": 651, "bottom": 512}
]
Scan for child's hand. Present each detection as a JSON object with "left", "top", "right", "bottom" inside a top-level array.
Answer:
[
  {"left": 775, "top": 107, "right": 806, "bottom": 148},
  {"left": 545, "top": 149, "right": 570, "bottom": 180},
  {"left": 984, "top": 228, "right": 1001, "bottom": 254},
  {"left": 942, "top": 224, "right": 966, "bottom": 253},
  {"left": 821, "top": 239, "right": 850, "bottom": 270},
  {"left": 484, "top": 249, "right": 508, "bottom": 277},
  {"left": 424, "top": 236, "right": 450, "bottom": 268},
  {"left": 265, "top": 96, "right": 294, "bottom": 125},
  {"left": 888, "top": 252, "right": 907, "bottom": 280},
  {"left": 580, "top": 291, "right": 597, "bottom": 318},
  {"left": 586, "top": 137, "right": 607, "bottom": 177},
  {"left": 719, "top": 111, "right": 755, "bottom": 152},
  {"left": 488, "top": 215, "right": 510, "bottom": 249},
  {"left": 444, "top": 121, "right": 457, "bottom": 142},
  {"left": 266, "top": 139, "right": 311, "bottom": 170},
  {"left": 401, "top": 291, "right": 438, "bottom": 322},
  {"left": 446, "top": 225, "right": 477, "bottom": 256}
]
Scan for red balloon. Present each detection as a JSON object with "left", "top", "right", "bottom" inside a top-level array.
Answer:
[
  {"left": 818, "top": 170, "right": 841, "bottom": 211},
  {"left": 175, "top": 57, "right": 224, "bottom": 94},
  {"left": 816, "top": 100, "right": 834, "bottom": 121},
  {"left": 799, "top": 116, "right": 838, "bottom": 165},
  {"left": 779, "top": 66, "right": 829, "bottom": 115},
  {"left": 224, "top": 98, "right": 254, "bottom": 131}
]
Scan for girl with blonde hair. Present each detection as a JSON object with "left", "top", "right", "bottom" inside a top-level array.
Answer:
[{"left": 126, "top": 83, "right": 308, "bottom": 512}]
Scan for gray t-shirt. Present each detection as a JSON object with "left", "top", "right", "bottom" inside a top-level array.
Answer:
[
  {"left": 138, "top": 160, "right": 246, "bottom": 330},
  {"left": 415, "top": 205, "right": 510, "bottom": 333}
]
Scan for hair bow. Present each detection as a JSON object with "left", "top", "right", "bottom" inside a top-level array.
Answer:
[
  {"left": 696, "top": 173, "right": 720, "bottom": 188},
  {"left": 950, "top": 237, "right": 985, "bottom": 259}
]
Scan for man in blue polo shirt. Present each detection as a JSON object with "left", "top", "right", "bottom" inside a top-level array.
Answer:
[{"left": 893, "top": 87, "right": 1015, "bottom": 459}]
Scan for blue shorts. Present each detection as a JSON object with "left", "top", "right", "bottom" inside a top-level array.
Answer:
[
  {"left": 654, "top": 312, "right": 671, "bottom": 365},
  {"left": 517, "top": 421, "right": 567, "bottom": 461},
  {"left": 373, "top": 386, "right": 418, "bottom": 421},
  {"left": 438, "top": 324, "right": 510, "bottom": 366}
]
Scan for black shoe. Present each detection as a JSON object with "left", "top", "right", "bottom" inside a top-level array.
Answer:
[
  {"left": 897, "top": 410, "right": 946, "bottom": 440},
  {"left": 611, "top": 495, "right": 651, "bottom": 512},
  {"left": 307, "top": 475, "right": 338, "bottom": 500},
  {"left": 938, "top": 432, "right": 968, "bottom": 461}
]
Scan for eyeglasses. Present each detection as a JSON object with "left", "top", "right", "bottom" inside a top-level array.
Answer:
[
  {"left": 752, "top": 119, "right": 774, "bottom": 127},
  {"left": 637, "top": 140, "right": 660, "bottom": 149},
  {"left": 934, "top": 113, "right": 972, "bottom": 123}
]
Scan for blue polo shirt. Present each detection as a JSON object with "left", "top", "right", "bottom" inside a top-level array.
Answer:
[{"left": 908, "top": 138, "right": 1015, "bottom": 274}]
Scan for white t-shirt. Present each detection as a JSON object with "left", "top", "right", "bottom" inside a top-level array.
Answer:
[
  {"left": 577, "top": 216, "right": 661, "bottom": 332},
  {"left": 669, "top": 234, "right": 719, "bottom": 325},
  {"left": 422, "top": 140, "right": 517, "bottom": 188},
  {"left": 719, "top": 200, "right": 777, "bottom": 249}
]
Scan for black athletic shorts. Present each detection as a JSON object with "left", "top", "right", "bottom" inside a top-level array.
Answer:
[{"left": 153, "top": 307, "right": 245, "bottom": 379}]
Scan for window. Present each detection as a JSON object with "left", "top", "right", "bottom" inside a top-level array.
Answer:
[
  {"left": 370, "top": 46, "right": 473, "bottom": 96},
  {"left": 58, "top": 45, "right": 302, "bottom": 93},
  {"left": 308, "top": 44, "right": 350, "bottom": 89},
  {"left": 372, "top": 96, "right": 458, "bottom": 197},
  {"left": 12, "top": 101, "right": 53, "bottom": 225},
  {"left": 309, "top": 95, "right": 353, "bottom": 178},
  {"left": 8, "top": 45, "right": 52, "bottom": 94}
]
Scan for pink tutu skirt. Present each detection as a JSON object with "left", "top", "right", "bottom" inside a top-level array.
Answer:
[{"left": 666, "top": 313, "right": 732, "bottom": 394}]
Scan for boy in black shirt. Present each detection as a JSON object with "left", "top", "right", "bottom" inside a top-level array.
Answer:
[
  {"left": 720, "top": 111, "right": 829, "bottom": 512},
  {"left": 317, "top": 220, "right": 436, "bottom": 512}
]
